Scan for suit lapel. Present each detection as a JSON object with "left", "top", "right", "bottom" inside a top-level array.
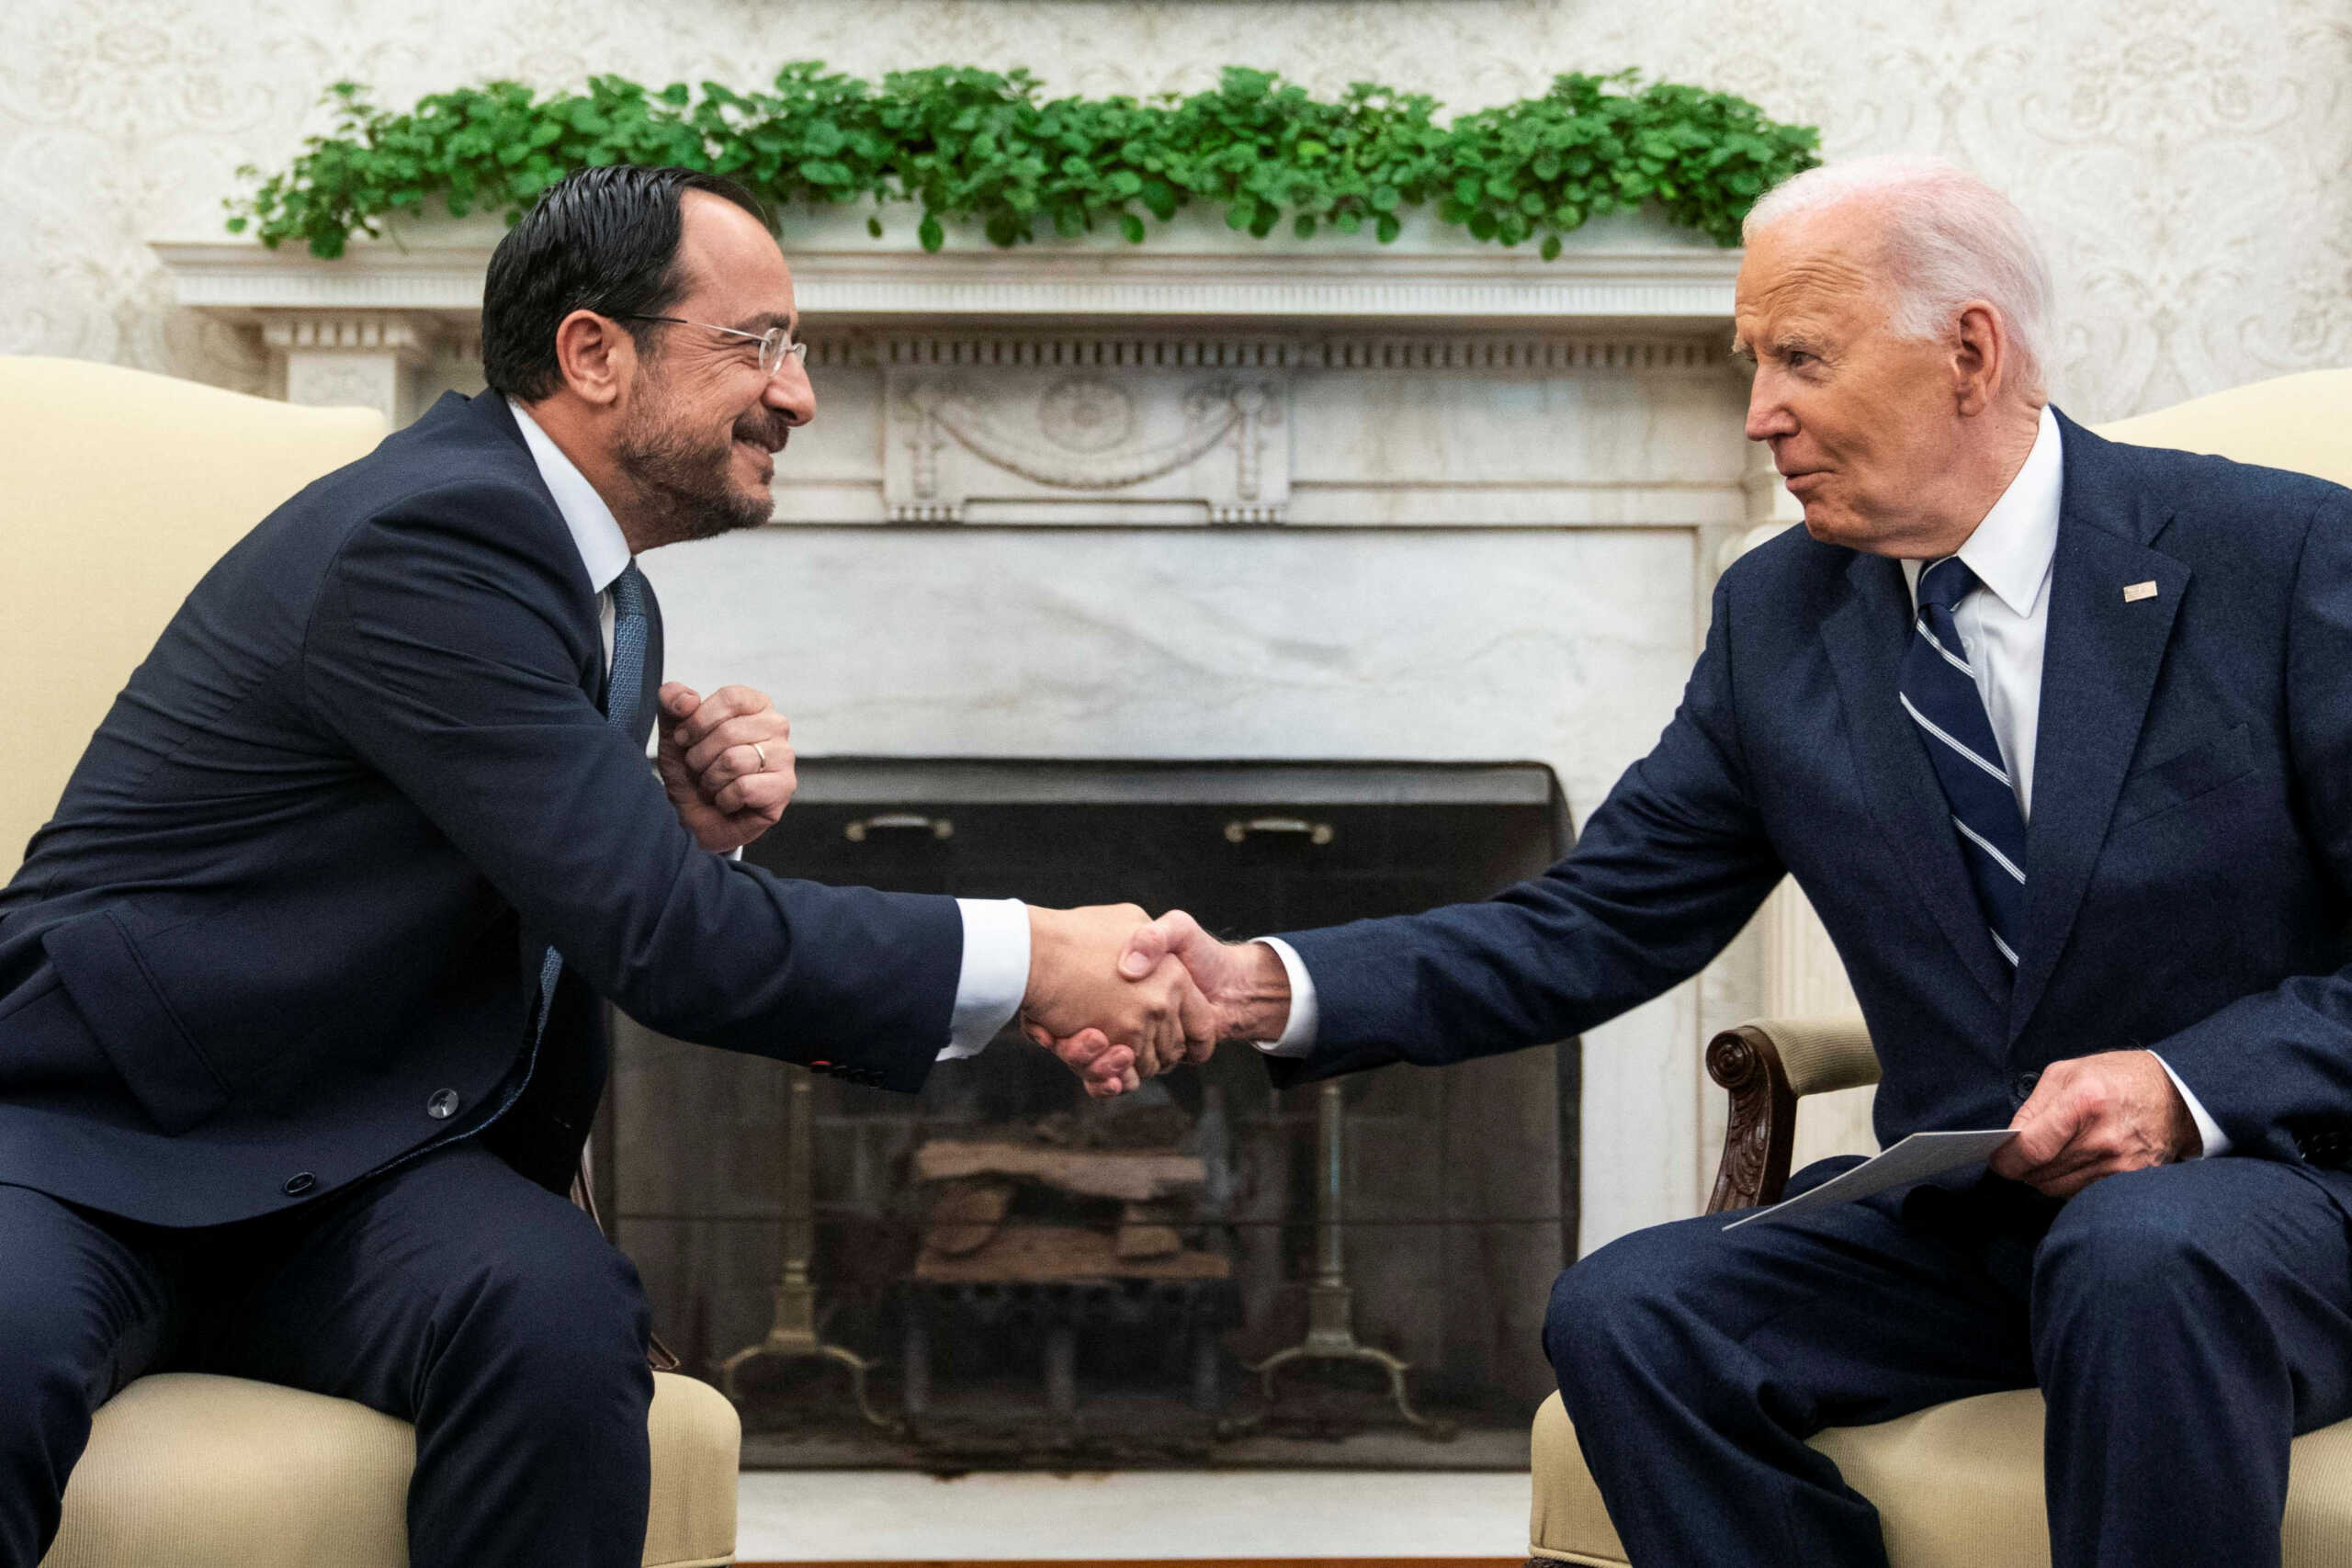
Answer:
[
  {"left": 2007, "top": 418, "right": 2187, "bottom": 1038},
  {"left": 1821, "top": 550, "right": 2012, "bottom": 1006}
]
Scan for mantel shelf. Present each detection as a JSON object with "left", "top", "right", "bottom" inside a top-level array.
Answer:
[{"left": 152, "top": 205, "right": 1742, "bottom": 330}]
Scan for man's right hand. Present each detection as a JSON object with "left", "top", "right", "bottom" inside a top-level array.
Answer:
[
  {"left": 1019, "top": 904, "right": 1218, "bottom": 1098},
  {"left": 1116, "top": 911, "right": 1295, "bottom": 1043},
  {"left": 1032, "top": 911, "right": 1295, "bottom": 1077}
]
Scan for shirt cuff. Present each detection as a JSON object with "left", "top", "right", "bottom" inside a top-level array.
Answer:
[
  {"left": 2150, "top": 1052, "right": 2231, "bottom": 1158},
  {"left": 1251, "top": 938, "right": 1319, "bottom": 1058},
  {"left": 941, "top": 898, "right": 1029, "bottom": 1061}
]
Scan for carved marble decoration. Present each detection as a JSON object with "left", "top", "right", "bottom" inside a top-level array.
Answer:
[
  {"left": 262, "top": 310, "right": 435, "bottom": 423},
  {"left": 887, "top": 358, "right": 1290, "bottom": 525}
]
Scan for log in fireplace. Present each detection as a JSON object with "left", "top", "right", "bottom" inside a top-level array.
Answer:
[{"left": 604, "top": 757, "right": 1575, "bottom": 1466}]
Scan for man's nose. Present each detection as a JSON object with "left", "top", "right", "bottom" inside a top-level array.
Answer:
[
  {"left": 765, "top": 355, "right": 816, "bottom": 426},
  {"left": 1744, "top": 371, "right": 1795, "bottom": 444}
]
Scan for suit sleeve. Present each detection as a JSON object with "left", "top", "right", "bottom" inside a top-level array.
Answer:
[
  {"left": 2141, "top": 496, "right": 2352, "bottom": 1162},
  {"left": 300, "top": 483, "right": 964, "bottom": 1091},
  {"left": 1272, "top": 570, "right": 1787, "bottom": 1083}
]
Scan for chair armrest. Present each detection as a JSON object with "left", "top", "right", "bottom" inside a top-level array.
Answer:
[{"left": 1702, "top": 1016, "right": 1879, "bottom": 1215}]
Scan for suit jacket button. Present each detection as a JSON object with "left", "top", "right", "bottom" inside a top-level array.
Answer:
[
  {"left": 283, "top": 1172, "right": 317, "bottom": 1196},
  {"left": 2012, "top": 1070, "right": 2041, "bottom": 1102},
  {"left": 426, "top": 1089, "right": 461, "bottom": 1120}
]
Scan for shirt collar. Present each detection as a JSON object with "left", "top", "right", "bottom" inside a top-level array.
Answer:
[
  {"left": 1959, "top": 403, "right": 2064, "bottom": 616},
  {"left": 1901, "top": 403, "right": 2064, "bottom": 615},
  {"left": 508, "top": 398, "right": 632, "bottom": 595}
]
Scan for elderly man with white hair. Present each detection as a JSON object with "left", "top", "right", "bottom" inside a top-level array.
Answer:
[{"left": 1080, "top": 153, "right": 2352, "bottom": 1565}]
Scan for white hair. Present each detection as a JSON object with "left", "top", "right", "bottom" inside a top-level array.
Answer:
[{"left": 1744, "top": 154, "right": 2053, "bottom": 398}]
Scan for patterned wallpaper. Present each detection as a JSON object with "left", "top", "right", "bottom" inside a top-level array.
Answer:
[{"left": 4, "top": 0, "right": 2347, "bottom": 420}]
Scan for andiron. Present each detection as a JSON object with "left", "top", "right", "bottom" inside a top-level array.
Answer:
[
  {"left": 1230, "top": 1080, "right": 1454, "bottom": 1439},
  {"left": 718, "top": 1066, "right": 898, "bottom": 1432}
]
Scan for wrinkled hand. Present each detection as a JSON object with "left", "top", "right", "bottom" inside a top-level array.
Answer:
[
  {"left": 1988, "top": 1049, "right": 2201, "bottom": 1200},
  {"left": 1019, "top": 905, "right": 1216, "bottom": 1098},
  {"left": 656, "top": 682, "right": 797, "bottom": 853},
  {"left": 1033, "top": 909, "right": 1294, "bottom": 1088}
]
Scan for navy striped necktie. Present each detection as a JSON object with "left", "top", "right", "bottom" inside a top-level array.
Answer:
[
  {"left": 1899, "top": 557, "right": 2028, "bottom": 973},
  {"left": 533, "top": 561, "right": 654, "bottom": 1039}
]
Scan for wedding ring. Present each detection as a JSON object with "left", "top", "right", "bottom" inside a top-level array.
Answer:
[{"left": 751, "top": 741, "right": 769, "bottom": 771}]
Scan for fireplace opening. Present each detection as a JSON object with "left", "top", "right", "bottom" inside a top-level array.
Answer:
[{"left": 605, "top": 759, "right": 1576, "bottom": 1468}]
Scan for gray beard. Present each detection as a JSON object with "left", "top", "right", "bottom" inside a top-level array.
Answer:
[{"left": 614, "top": 405, "right": 776, "bottom": 546}]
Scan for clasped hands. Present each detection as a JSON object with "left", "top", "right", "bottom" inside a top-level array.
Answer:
[{"left": 1023, "top": 910, "right": 1289, "bottom": 1098}]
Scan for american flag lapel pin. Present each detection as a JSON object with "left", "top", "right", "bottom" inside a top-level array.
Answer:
[{"left": 2123, "top": 581, "right": 2158, "bottom": 603}]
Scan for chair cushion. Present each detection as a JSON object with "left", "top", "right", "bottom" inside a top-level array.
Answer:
[
  {"left": 40, "top": 1371, "right": 738, "bottom": 1568},
  {"left": 1532, "top": 1388, "right": 2352, "bottom": 1567}
]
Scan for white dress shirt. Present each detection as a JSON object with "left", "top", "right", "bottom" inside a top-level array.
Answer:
[
  {"left": 1258, "top": 407, "right": 2228, "bottom": 1157},
  {"left": 509, "top": 401, "right": 1026, "bottom": 1059}
]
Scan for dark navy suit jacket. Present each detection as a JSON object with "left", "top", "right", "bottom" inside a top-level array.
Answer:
[
  {"left": 0, "top": 390, "right": 963, "bottom": 1226},
  {"left": 1279, "top": 415, "right": 2352, "bottom": 1189}
]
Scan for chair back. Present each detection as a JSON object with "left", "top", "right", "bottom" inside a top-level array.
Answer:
[
  {"left": 2095, "top": 367, "right": 2352, "bottom": 487},
  {"left": 0, "top": 357, "right": 383, "bottom": 874}
]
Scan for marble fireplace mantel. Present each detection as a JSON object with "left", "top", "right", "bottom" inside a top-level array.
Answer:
[{"left": 152, "top": 206, "right": 1748, "bottom": 453}]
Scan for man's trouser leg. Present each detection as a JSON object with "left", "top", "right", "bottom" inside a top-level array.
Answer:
[
  {"left": 189, "top": 1142, "right": 656, "bottom": 1568},
  {"left": 1544, "top": 1163, "right": 2046, "bottom": 1568},
  {"left": 2033, "top": 1158, "right": 2352, "bottom": 1568},
  {"left": 0, "top": 1185, "right": 176, "bottom": 1567}
]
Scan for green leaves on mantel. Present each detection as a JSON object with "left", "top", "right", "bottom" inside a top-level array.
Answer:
[{"left": 228, "top": 64, "right": 1819, "bottom": 260}]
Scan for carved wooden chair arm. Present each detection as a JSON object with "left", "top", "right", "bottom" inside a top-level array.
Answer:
[{"left": 1703, "top": 1016, "right": 1880, "bottom": 1215}]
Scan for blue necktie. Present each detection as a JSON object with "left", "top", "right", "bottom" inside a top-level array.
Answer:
[
  {"left": 1899, "top": 558, "right": 2028, "bottom": 972},
  {"left": 532, "top": 562, "right": 653, "bottom": 1040}
]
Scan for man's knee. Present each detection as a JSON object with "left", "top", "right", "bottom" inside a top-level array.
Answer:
[
  {"left": 2032, "top": 1167, "right": 2253, "bottom": 1338},
  {"left": 0, "top": 1202, "right": 148, "bottom": 1562},
  {"left": 1545, "top": 1222, "right": 1700, "bottom": 1393},
  {"left": 438, "top": 1212, "right": 651, "bottom": 1414}
]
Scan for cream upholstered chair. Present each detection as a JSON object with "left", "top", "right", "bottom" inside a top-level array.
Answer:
[
  {"left": 1, "top": 356, "right": 740, "bottom": 1568},
  {"left": 1529, "top": 368, "right": 2352, "bottom": 1568}
]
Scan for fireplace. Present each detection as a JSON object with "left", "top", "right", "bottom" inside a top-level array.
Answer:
[{"left": 605, "top": 757, "right": 1573, "bottom": 1465}]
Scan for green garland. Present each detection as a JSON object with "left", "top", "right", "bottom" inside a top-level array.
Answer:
[{"left": 229, "top": 64, "right": 1818, "bottom": 260}]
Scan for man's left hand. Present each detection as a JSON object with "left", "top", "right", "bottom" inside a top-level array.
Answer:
[
  {"left": 656, "top": 682, "right": 797, "bottom": 852},
  {"left": 1988, "top": 1049, "right": 2201, "bottom": 1200}
]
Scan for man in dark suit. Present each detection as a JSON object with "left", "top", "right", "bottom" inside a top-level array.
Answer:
[
  {"left": 1078, "top": 156, "right": 2352, "bottom": 1565},
  {"left": 0, "top": 165, "right": 1207, "bottom": 1567}
]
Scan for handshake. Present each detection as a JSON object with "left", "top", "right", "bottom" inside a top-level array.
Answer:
[{"left": 1020, "top": 906, "right": 1295, "bottom": 1097}]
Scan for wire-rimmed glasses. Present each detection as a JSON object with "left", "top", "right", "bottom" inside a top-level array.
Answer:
[{"left": 616, "top": 315, "right": 807, "bottom": 378}]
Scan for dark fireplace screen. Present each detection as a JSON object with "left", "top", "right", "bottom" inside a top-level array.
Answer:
[{"left": 601, "top": 759, "right": 1577, "bottom": 1467}]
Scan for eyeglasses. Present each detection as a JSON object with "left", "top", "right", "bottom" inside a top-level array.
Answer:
[{"left": 615, "top": 315, "right": 808, "bottom": 378}]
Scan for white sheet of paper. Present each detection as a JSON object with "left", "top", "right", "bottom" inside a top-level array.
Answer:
[{"left": 1722, "top": 1129, "right": 2019, "bottom": 1230}]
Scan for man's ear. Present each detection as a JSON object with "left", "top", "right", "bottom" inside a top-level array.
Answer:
[
  {"left": 550, "top": 310, "right": 633, "bottom": 409},
  {"left": 1951, "top": 301, "right": 2004, "bottom": 417}
]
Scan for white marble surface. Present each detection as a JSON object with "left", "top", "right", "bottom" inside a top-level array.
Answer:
[
  {"left": 650, "top": 526, "right": 1690, "bottom": 811},
  {"left": 735, "top": 1467, "right": 1532, "bottom": 1559}
]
